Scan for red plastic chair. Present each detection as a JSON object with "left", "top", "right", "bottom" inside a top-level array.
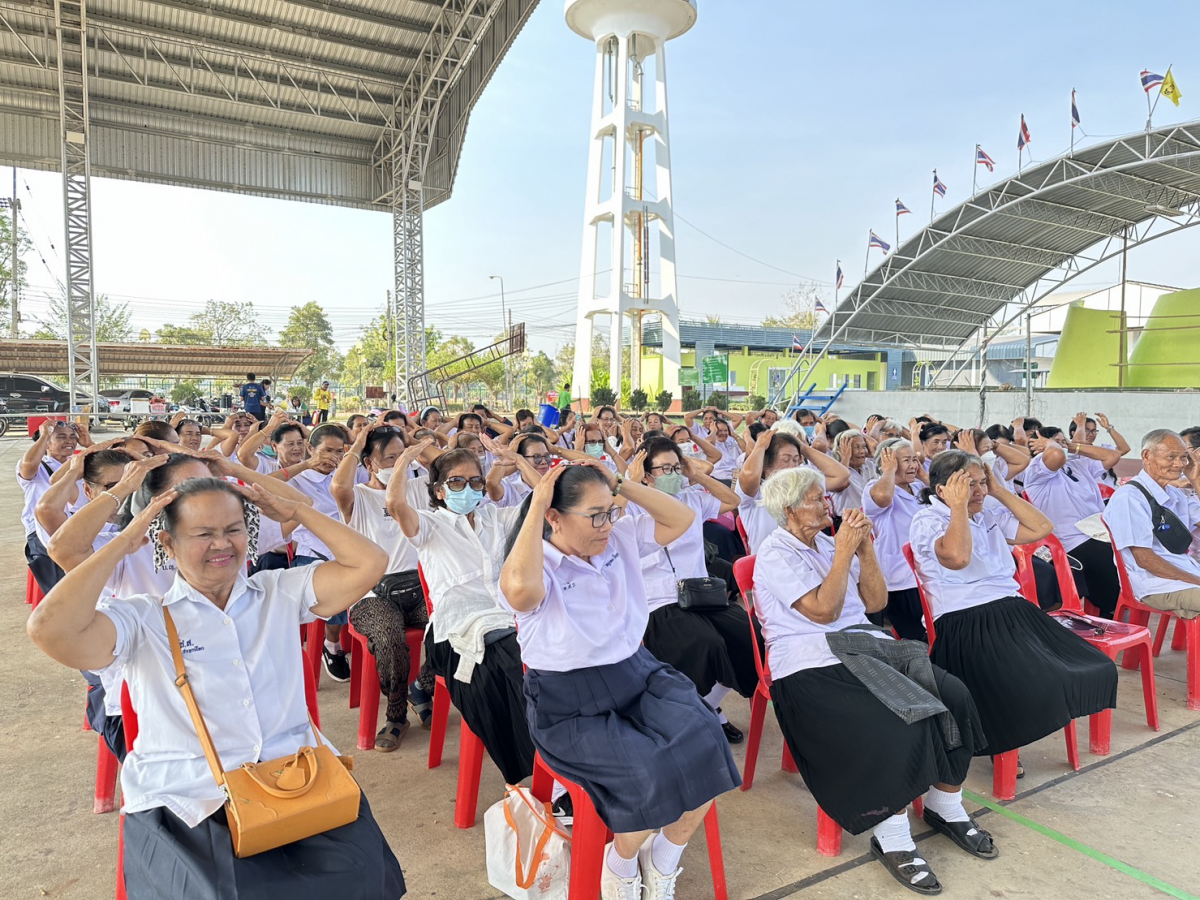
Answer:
[
  {"left": 26, "top": 568, "right": 44, "bottom": 607},
  {"left": 94, "top": 733, "right": 119, "bottom": 814},
  {"left": 1103, "top": 518, "right": 1200, "bottom": 710},
  {"left": 731, "top": 555, "right": 919, "bottom": 857},
  {"left": 1011, "top": 536, "right": 1158, "bottom": 753},
  {"left": 730, "top": 556, "right": 799, "bottom": 793},
  {"left": 346, "top": 621, "right": 423, "bottom": 751},
  {"left": 734, "top": 514, "right": 750, "bottom": 552},
  {"left": 1098, "top": 484, "right": 1115, "bottom": 500},
  {"left": 901, "top": 543, "right": 1080, "bottom": 801},
  {"left": 530, "top": 752, "right": 727, "bottom": 900}
]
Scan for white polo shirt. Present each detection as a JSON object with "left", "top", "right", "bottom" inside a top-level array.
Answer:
[
  {"left": 496, "top": 471, "right": 534, "bottom": 509},
  {"left": 288, "top": 469, "right": 339, "bottom": 559},
  {"left": 499, "top": 514, "right": 661, "bottom": 672},
  {"left": 17, "top": 456, "right": 62, "bottom": 537},
  {"left": 753, "top": 528, "right": 888, "bottom": 679},
  {"left": 411, "top": 505, "right": 521, "bottom": 642},
  {"left": 347, "top": 483, "right": 418, "bottom": 586},
  {"left": 1105, "top": 470, "right": 1200, "bottom": 598},
  {"left": 831, "top": 461, "right": 877, "bottom": 515},
  {"left": 627, "top": 487, "right": 721, "bottom": 612},
  {"left": 95, "top": 565, "right": 334, "bottom": 827},
  {"left": 909, "top": 500, "right": 1020, "bottom": 618},
  {"left": 711, "top": 438, "right": 743, "bottom": 480},
  {"left": 736, "top": 482, "right": 779, "bottom": 554},
  {"left": 861, "top": 478, "right": 921, "bottom": 591},
  {"left": 1022, "top": 455, "right": 1104, "bottom": 552}
]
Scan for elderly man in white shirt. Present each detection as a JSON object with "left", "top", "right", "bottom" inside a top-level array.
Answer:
[{"left": 1105, "top": 429, "right": 1200, "bottom": 618}]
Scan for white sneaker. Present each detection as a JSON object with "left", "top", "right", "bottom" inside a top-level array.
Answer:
[
  {"left": 637, "top": 836, "right": 682, "bottom": 900},
  {"left": 600, "top": 842, "right": 643, "bottom": 900}
]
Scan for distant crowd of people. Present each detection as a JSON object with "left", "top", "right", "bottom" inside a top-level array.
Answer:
[{"left": 16, "top": 396, "right": 1200, "bottom": 898}]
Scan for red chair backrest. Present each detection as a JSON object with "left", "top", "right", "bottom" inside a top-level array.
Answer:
[
  {"left": 418, "top": 563, "right": 434, "bottom": 616},
  {"left": 1099, "top": 484, "right": 1115, "bottom": 500},
  {"left": 900, "top": 543, "right": 937, "bottom": 648},
  {"left": 731, "top": 555, "right": 774, "bottom": 690},
  {"left": 303, "top": 654, "right": 321, "bottom": 728},
  {"left": 1100, "top": 517, "right": 1139, "bottom": 610},
  {"left": 120, "top": 683, "right": 138, "bottom": 752},
  {"left": 734, "top": 515, "right": 750, "bottom": 551},
  {"left": 1011, "top": 534, "right": 1084, "bottom": 613}
]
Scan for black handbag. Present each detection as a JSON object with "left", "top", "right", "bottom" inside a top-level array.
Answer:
[
  {"left": 374, "top": 570, "right": 425, "bottom": 613},
  {"left": 664, "top": 547, "right": 729, "bottom": 611},
  {"left": 1128, "top": 481, "right": 1194, "bottom": 555}
]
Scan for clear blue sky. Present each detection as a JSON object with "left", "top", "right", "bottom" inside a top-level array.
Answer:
[{"left": 12, "top": 0, "right": 1200, "bottom": 357}]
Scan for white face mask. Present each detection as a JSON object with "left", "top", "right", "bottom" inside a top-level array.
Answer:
[
  {"left": 981, "top": 451, "right": 997, "bottom": 464},
  {"left": 376, "top": 466, "right": 394, "bottom": 485}
]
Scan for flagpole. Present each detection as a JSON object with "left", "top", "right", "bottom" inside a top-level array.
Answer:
[
  {"left": 972, "top": 146, "right": 978, "bottom": 196},
  {"left": 1145, "top": 73, "right": 1155, "bottom": 130},
  {"left": 895, "top": 205, "right": 900, "bottom": 251},
  {"left": 1149, "top": 64, "right": 1171, "bottom": 128},
  {"left": 1070, "top": 91, "right": 1075, "bottom": 156},
  {"left": 929, "top": 170, "right": 936, "bottom": 223},
  {"left": 863, "top": 233, "right": 871, "bottom": 278}
]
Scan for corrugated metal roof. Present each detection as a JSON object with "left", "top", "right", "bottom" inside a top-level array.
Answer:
[
  {"left": 2, "top": 338, "right": 314, "bottom": 378},
  {"left": 821, "top": 122, "right": 1200, "bottom": 352},
  {"left": 0, "top": 0, "right": 540, "bottom": 209}
]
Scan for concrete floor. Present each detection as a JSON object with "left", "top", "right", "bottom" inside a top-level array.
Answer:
[{"left": 2, "top": 431, "right": 1198, "bottom": 899}]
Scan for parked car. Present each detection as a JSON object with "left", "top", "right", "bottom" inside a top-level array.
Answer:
[
  {"left": 0, "top": 373, "right": 101, "bottom": 435},
  {"left": 99, "top": 388, "right": 158, "bottom": 425}
]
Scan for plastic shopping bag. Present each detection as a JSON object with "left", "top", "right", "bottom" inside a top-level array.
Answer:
[{"left": 485, "top": 785, "right": 571, "bottom": 900}]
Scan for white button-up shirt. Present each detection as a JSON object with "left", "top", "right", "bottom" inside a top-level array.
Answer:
[
  {"left": 861, "top": 478, "right": 921, "bottom": 591},
  {"left": 753, "top": 528, "right": 888, "bottom": 679},
  {"left": 736, "top": 482, "right": 779, "bottom": 554},
  {"left": 411, "top": 505, "right": 520, "bottom": 642},
  {"left": 17, "top": 456, "right": 62, "bottom": 537},
  {"left": 498, "top": 514, "right": 661, "bottom": 672},
  {"left": 1105, "top": 470, "right": 1200, "bottom": 598},
  {"left": 832, "top": 461, "right": 877, "bottom": 515},
  {"left": 1022, "top": 455, "right": 1104, "bottom": 552},
  {"left": 711, "top": 438, "right": 743, "bottom": 480},
  {"left": 909, "top": 500, "right": 1020, "bottom": 618},
  {"left": 496, "top": 471, "right": 534, "bottom": 509},
  {"left": 289, "top": 469, "right": 339, "bottom": 559},
  {"left": 94, "top": 566, "right": 333, "bottom": 827},
  {"left": 627, "top": 487, "right": 721, "bottom": 612}
]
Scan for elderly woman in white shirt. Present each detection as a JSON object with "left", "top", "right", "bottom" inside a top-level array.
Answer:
[
  {"left": 910, "top": 451, "right": 1117, "bottom": 772},
  {"left": 390, "top": 443, "right": 540, "bottom": 787},
  {"left": 27, "top": 477, "right": 404, "bottom": 899},
  {"left": 754, "top": 467, "right": 993, "bottom": 896},
  {"left": 829, "top": 429, "right": 876, "bottom": 525},
  {"left": 500, "top": 461, "right": 741, "bottom": 900}
]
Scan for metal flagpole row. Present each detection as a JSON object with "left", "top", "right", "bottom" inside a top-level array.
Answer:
[{"left": 972, "top": 145, "right": 979, "bottom": 196}]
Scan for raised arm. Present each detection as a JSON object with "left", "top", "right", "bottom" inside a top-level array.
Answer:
[
  {"left": 993, "top": 439, "right": 1032, "bottom": 478},
  {"left": 385, "top": 440, "right": 432, "bottom": 538},
  {"left": 499, "top": 464, "right": 563, "bottom": 611},
  {"left": 19, "top": 422, "right": 54, "bottom": 481},
  {"left": 28, "top": 490, "right": 178, "bottom": 670},
  {"left": 237, "top": 410, "right": 285, "bottom": 468},
  {"left": 680, "top": 455, "right": 739, "bottom": 514},
  {"left": 800, "top": 440, "right": 852, "bottom": 491},
  {"left": 738, "top": 429, "right": 775, "bottom": 497},
  {"left": 791, "top": 515, "right": 868, "bottom": 624},
  {"left": 609, "top": 453, "right": 694, "bottom": 546},
  {"left": 331, "top": 424, "right": 371, "bottom": 520},
  {"left": 690, "top": 429, "right": 723, "bottom": 464},
  {"left": 986, "top": 466, "right": 1053, "bottom": 544},
  {"left": 34, "top": 451, "right": 88, "bottom": 537},
  {"left": 1094, "top": 413, "right": 1130, "bottom": 456},
  {"left": 933, "top": 471, "right": 974, "bottom": 570},
  {"left": 868, "top": 446, "right": 898, "bottom": 509},
  {"left": 853, "top": 514, "right": 887, "bottom": 613}
]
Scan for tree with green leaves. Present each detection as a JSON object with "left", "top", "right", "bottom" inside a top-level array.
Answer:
[
  {"left": 655, "top": 390, "right": 672, "bottom": 412},
  {"left": 591, "top": 385, "right": 617, "bottom": 407},
  {"left": 153, "top": 299, "right": 264, "bottom": 346},
  {"left": 762, "top": 281, "right": 825, "bottom": 330},
  {"left": 279, "top": 301, "right": 342, "bottom": 387},
  {"left": 30, "top": 294, "right": 134, "bottom": 342},
  {"left": 0, "top": 209, "right": 31, "bottom": 324},
  {"left": 629, "top": 389, "right": 648, "bottom": 411}
]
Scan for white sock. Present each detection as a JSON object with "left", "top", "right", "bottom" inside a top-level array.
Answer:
[
  {"left": 872, "top": 810, "right": 915, "bottom": 853},
  {"left": 550, "top": 781, "right": 567, "bottom": 803},
  {"left": 924, "top": 786, "right": 969, "bottom": 823},
  {"left": 606, "top": 844, "right": 639, "bottom": 879},
  {"left": 651, "top": 831, "right": 686, "bottom": 875},
  {"left": 324, "top": 639, "right": 341, "bottom": 654},
  {"left": 702, "top": 683, "right": 733, "bottom": 713}
]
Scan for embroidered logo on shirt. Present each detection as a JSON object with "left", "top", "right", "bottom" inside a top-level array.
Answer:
[
  {"left": 178, "top": 638, "right": 205, "bottom": 655},
  {"left": 381, "top": 505, "right": 392, "bottom": 520},
  {"left": 603, "top": 551, "right": 620, "bottom": 568},
  {"left": 561, "top": 581, "right": 576, "bottom": 591}
]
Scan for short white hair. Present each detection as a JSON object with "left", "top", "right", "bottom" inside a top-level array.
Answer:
[
  {"left": 771, "top": 418, "right": 805, "bottom": 438},
  {"left": 1142, "top": 428, "right": 1181, "bottom": 452},
  {"left": 762, "top": 467, "right": 826, "bottom": 526}
]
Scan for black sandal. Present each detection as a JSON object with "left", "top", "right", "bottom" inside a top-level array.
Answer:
[
  {"left": 923, "top": 809, "right": 999, "bottom": 860},
  {"left": 374, "top": 720, "right": 410, "bottom": 753},
  {"left": 870, "top": 837, "right": 942, "bottom": 895}
]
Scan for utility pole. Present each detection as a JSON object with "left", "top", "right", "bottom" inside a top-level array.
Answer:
[
  {"left": 8, "top": 168, "right": 17, "bottom": 338},
  {"left": 489, "top": 274, "right": 510, "bottom": 406},
  {"left": 385, "top": 289, "right": 395, "bottom": 402}
]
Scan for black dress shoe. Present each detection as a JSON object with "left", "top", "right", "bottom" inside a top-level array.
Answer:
[{"left": 721, "top": 721, "right": 744, "bottom": 744}]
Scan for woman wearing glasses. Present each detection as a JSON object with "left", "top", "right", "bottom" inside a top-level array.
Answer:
[
  {"left": 500, "top": 460, "right": 741, "bottom": 899},
  {"left": 486, "top": 430, "right": 555, "bottom": 508},
  {"left": 386, "top": 444, "right": 539, "bottom": 787},
  {"left": 629, "top": 436, "right": 758, "bottom": 744}
]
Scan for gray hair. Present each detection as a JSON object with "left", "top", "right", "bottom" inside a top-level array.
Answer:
[
  {"left": 1141, "top": 428, "right": 1182, "bottom": 452},
  {"left": 762, "top": 466, "right": 826, "bottom": 526},
  {"left": 874, "top": 436, "right": 913, "bottom": 465},
  {"left": 771, "top": 418, "right": 805, "bottom": 438}
]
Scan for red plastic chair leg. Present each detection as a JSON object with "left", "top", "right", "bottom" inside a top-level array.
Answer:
[
  {"left": 1121, "top": 607, "right": 1151, "bottom": 669},
  {"left": 94, "top": 737, "right": 118, "bottom": 814},
  {"left": 912, "top": 796, "right": 924, "bottom": 818},
  {"left": 566, "top": 784, "right": 609, "bottom": 900},
  {"left": 304, "top": 619, "right": 324, "bottom": 688},
  {"left": 1138, "top": 641, "right": 1161, "bottom": 730},
  {"left": 1152, "top": 614, "right": 1172, "bottom": 657},
  {"left": 303, "top": 657, "right": 321, "bottom": 730},
  {"left": 428, "top": 677, "right": 451, "bottom": 769},
  {"left": 348, "top": 635, "right": 362, "bottom": 709},
  {"left": 1186, "top": 619, "right": 1200, "bottom": 711},
  {"left": 115, "top": 813, "right": 126, "bottom": 900},
  {"left": 781, "top": 741, "right": 799, "bottom": 774},
  {"left": 531, "top": 754, "right": 554, "bottom": 802},
  {"left": 741, "top": 689, "right": 767, "bottom": 791},
  {"left": 1172, "top": 617, "right": 1188, "bottom": 651},
  {"left": 816, "top": 806, "right": 842, "bottom": 857},
  {"left": 357, "top": 640, "right": 382, "bottom": 751},
  {"left": 27, "top": 568, "right": 43, "bottom": 606},
  {"left": 1089, "top": 710, "right": 1112, "bottom": 755},
  {"left": 992, "top": 750, "right": 1018, "bottom": 801},
  {"left": 704, "top": 804, "right": 728, "bottom": 900},
  {"left": 453, "top": 721, "right": 486, "bottom": 829},
  {"left": 1064, "top": 721, "right": 1080, "bottom": 771}
]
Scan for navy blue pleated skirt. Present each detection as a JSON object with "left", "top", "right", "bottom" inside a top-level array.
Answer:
[
  {"left": 930, "top": 596, "right": 1117, "bottom": 755},
  {"left": 524, "top": 647, "right": 742, "bottom": 833}
]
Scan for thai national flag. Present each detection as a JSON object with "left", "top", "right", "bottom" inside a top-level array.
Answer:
[
  {"left": 815, "top": 299, "right": 829, "bottom": 314},
  {"left": 1141, "top": 70, "right": 1165, "bottom": 93},
  {"left": 835, "top": 264, "right": 844, "bottom": 290},
  {"left": 976, "top": 147, "right": 996, "bottom": 172},
  {"left": 896, "top": 198, "right": 911, "bottom": 215},
  {"left": 932, "top": 174, "right": 947, "bottom": 197},
  {"left": 869, "top": 231, "right": 890, "bottom": 253},
  {"left": 1071, "top": 90, "right": 1081, "bottom": 129},
  {"left": 792, "top": 334, "right": 805, "bottom": 351},
  {"left": 1017, "top": 114, "right": 1032, "bottom": 151}
]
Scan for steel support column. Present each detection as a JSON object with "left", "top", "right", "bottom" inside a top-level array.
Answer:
[
  {"left": 392, "top": 140, "right": 427, "bottom": 409},
  {"left": 54, "top": 0, "right": 97, "bottom": 411}
]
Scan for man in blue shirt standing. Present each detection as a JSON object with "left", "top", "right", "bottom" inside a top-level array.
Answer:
[{"left": 240, "top": 373, "right": 266, "bottom": 422}]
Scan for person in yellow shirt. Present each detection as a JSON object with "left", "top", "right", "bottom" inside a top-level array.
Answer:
[{"left": 313, "top": 381, "right": 333, "bottom": 424}]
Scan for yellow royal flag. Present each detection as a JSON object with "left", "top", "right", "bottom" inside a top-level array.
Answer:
[{"left": 1161, "top": 70, "right": 1183, "bottom": 106}]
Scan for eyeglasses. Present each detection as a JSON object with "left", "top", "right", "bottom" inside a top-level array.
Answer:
[
  {"left": 442, "top": 475, "right": 486, "bottom": 492},
  {"left": 564, "top": 506, "right": 623, "bottom": 528},
  {"left": 649, "top": 464, "right": 683, "bottom": 475},
  {"left": 524, "top": 454, "right": 553, "bottom": 465}
]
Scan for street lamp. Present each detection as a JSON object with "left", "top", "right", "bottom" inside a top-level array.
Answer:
[{"left": 489, "top": 274, "right": 511, "bottom": 405}]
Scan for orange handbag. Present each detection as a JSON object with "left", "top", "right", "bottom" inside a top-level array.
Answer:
[{"left": 163, "top": 608, "right": 361, "bottom": 857}]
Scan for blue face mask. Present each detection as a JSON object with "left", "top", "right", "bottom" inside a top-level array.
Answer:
[
  {"left": 584, "top": 442, "right": 604, "bottom": 458},
  {"left": 803, "top": 425, "right": 816, "bottom": 439},
  {"left": 261, "top": 446, "right": 277, "bottom": 459},
  {"left": 444, "top": 486, "right": 484, "bottom": 515}
]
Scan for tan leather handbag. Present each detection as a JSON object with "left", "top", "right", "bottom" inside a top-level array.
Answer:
[{"left": 163, "top": 608, "right": 361, "bottom": 857}]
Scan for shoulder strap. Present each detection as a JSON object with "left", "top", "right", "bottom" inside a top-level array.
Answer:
[
  {"left": 41, "top": 459, "right": 53, "bottom": 478},
  {"left": 1126, "top": 480, "right": 1162, "bottom": 515},
  {"left": 162, "top": 607, "right": 226, "bottom": 788},
  {"left": 662, "top": 545, "right": 676, "bottom": 575}
]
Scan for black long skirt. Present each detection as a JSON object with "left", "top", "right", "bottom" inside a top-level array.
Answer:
[
  {"left": 887, "top": 587, "right": 927, "bottom": 642},
  {"left": 1067, "top": 538, "right": 1121, "bottom": 619},
  {"left": 929, "top": 596, "right": 1117, "bottom": 755},
  {"left": 424, "top": 630, "right": 536, "bottom": 785},
  {"left": 642, "top": 603, "right": 760, "bottom": 698},
  {"left": 771, "top": 663, "right": 982, "bottom": 834},
  {"left": 121, "top": 795, "right": 404, "bottom": 900},
  {"left": 524, "top": 647, "right": 742, "bottom": 833}
]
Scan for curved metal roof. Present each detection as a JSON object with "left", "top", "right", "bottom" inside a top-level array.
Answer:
[
  {"left": 816, "top": 121, "right": 1200, "bottom": 354},
  {"left": 0, "top": 0, "right": 538, "bottom": 209},
  {"left": 2, "top": 338, "right": 314, "bottom": 378}
]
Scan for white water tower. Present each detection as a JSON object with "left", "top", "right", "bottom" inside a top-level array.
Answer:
[{"left": 566, "top": 0, "right": 695, "bottom": 407}]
